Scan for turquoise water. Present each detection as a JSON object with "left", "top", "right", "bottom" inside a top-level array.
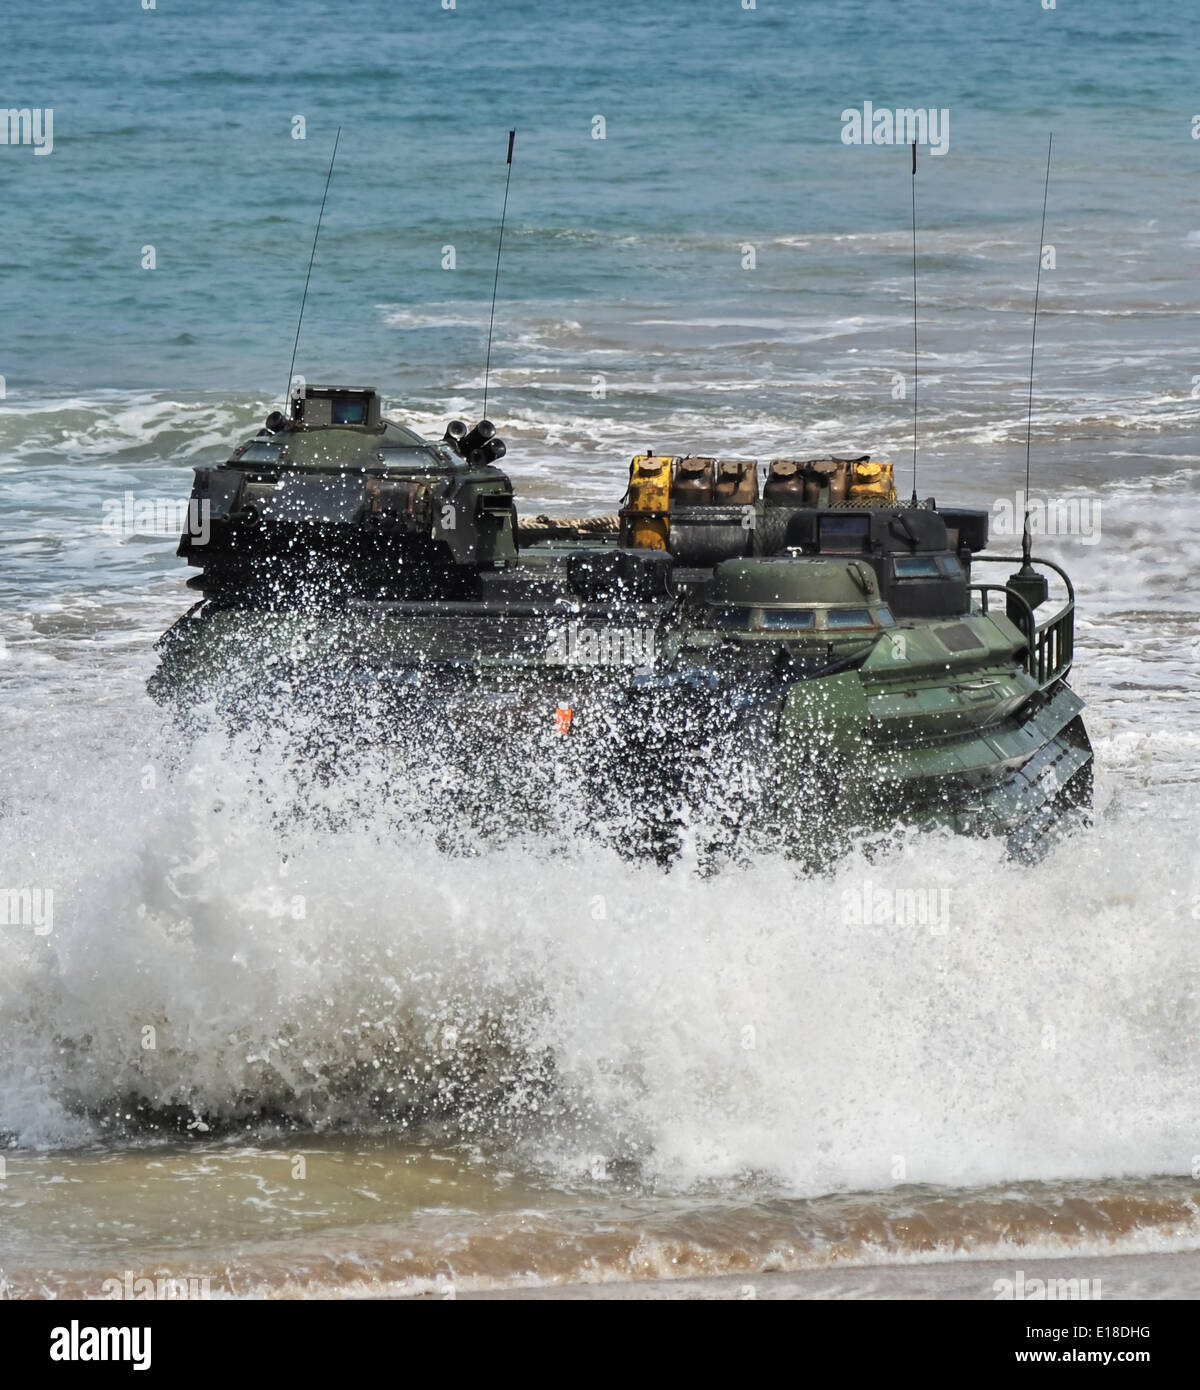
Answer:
[{"left": 4, "top": 0, "right": 1198, "bottom": 405}]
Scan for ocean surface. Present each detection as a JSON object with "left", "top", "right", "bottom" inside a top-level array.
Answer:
[{"left": 2, "top": 0, "right": 1200, "bottom": 1297}]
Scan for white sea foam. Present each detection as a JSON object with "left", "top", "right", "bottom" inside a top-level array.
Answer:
[{"left": 0, "top": 677, "right": 1196, "bottom": 1199}]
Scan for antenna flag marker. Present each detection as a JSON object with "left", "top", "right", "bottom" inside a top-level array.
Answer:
[
  {"left": 285, "top": 125, "right": 342, "bottom": 410},
  {"left": 909, "top": 140, "right": 919, "bottom": 503},
  {"left": 483, "top": 128, "right": 517, "bottom": 418},
  {"left": 1023, "top": 133, "right": 1054, "bottom": 557}
]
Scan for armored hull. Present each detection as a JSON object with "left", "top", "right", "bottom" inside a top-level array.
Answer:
[{"left": 152, "top": 386, "right": 1093, "bottom": 864}]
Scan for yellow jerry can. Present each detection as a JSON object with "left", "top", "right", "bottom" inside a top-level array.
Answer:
[
  {"left": 848, "top": 458, "right": 897, "bottom": 503},
  {"left": 619, "top": 454, "right": 673, "bottom": 550}
]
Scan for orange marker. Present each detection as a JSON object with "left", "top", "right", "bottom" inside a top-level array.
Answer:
[{"left": 553, "top": 703, "right": 574, "bottom": 736}]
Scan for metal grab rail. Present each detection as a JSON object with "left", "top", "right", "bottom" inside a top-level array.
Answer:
[
  {"left": 969, "top": 554, "right": 1076, "bottom": 688},
  {"left": 1031, "top": 601, "right": 1074, "bottom": 685},
  {"left": 970, "top": 553, "right": 1076, "bottom": 605}
]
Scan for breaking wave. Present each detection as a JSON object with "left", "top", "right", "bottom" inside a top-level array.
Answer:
[{"left": 1, "top": 675, "right": 1197, "bottom": 1206}]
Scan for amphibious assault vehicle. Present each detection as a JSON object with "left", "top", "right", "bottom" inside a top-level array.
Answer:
[{"left": 151, "top": 383, "right": 1092, "bottom": 862}]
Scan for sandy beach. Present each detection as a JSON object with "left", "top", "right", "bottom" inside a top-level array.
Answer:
[{"left": 458, "top": 1249, "right": 1200, "bottom": 1300}]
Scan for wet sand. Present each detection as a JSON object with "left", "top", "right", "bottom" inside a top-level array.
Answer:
[{"left": 456, "top": 1249, "right": 1200, "bottom": 1300}]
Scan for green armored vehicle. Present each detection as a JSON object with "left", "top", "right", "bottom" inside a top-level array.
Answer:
[{"left": 151, "top": 383, "right": 1092, "bottom": 863}]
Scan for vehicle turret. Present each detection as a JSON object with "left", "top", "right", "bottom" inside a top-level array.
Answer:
[{"left": 178, "top": 384, "right": 516, "bottom": 601}]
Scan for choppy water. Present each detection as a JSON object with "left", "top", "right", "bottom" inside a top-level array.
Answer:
[{"left": 3, "top": 0, "right": 1200, "bottom": 1297}]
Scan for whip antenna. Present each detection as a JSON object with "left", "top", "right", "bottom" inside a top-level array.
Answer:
[
  {"left": 482, "top": 129, "right": 516, "bottom": 419},
  {"left": 1023, "top": 133, "right": 1054, "bottom": 562},
  {"left": 909, "top": 139, "right": 919, "bottom": 506},
  {"left": 285, "top": 125, "right": 341, "bottom": 408}
]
